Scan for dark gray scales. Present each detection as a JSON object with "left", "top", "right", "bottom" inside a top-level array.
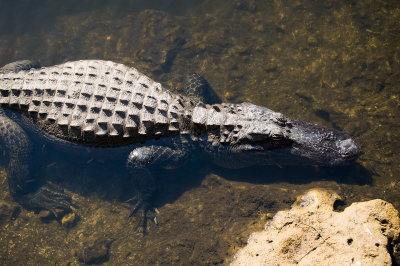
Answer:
[{"left": 182, "top": 73, "right": 221, "bottom": 104}]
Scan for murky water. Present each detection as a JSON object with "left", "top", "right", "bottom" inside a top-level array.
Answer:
[{"left": 0, "top": 0, "right": 399, "bottom": 264}]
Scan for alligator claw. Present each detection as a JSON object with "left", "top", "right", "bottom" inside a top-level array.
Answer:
[
  {"left": 126, "top": 194, "right": 158, "bottom": 234},
  {"left": 20, "top": 183, "right": 72, "bottom": 215},
  {"left": 134, "top": 205, "right": 158, "bottom": 234},
  {"left": 125, "top": 194, "right": 143, "bottom": 216}
]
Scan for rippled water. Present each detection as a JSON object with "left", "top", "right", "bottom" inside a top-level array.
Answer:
[{"left": 0, "top": 0, "right": 399, "bottom": 264}]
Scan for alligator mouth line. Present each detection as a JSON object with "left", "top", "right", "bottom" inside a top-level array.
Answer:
[{"left": 341, "top": 153, "right": 360, "bottom": 160}]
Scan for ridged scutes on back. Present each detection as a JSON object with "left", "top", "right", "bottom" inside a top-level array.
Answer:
[{"left": 0, "top": 60, "right": 191, "bottom": 145}]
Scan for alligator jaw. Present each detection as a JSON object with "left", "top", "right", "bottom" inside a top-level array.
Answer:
[
  {"left": 200, "top": 102, "right": 361, "bottom": 168},
  {"left": 287, "top": 119, "right": 361, "bottom": 166}
]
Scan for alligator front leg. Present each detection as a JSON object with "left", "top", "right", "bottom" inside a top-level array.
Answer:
[
  {"left": 126, "top": 143, "right": 190, "bottom": 233},
  {"left": 0, "top": 109, "right": 71, "bottom": 216},
  {"left": 182, "top": 73, "right": 221, "bottom": 104}
]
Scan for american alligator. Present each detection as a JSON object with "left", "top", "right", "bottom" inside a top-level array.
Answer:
[{"left": 0, "top": 60, "right": 360, "bottom": 230}]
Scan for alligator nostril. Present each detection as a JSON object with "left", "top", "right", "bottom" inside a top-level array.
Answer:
[{"left": 336, "top": 139, "right": 360, "bottom": 159}]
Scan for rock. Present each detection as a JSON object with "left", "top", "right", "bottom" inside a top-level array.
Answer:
[
  {"left": 0, "top": 200, "right": 20, "bottom": 223},
  {"left": 74, "top": 237, "right": 112, "bottom": 265},
  {"left": 61, "top": 212, "right": 78, "bottom": 228},
  {"left": 231, "top": 189, "right": 400, "bottom": 265}
]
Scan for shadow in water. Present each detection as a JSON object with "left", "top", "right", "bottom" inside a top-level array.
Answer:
[
  {"left": 45, "top": 147, "right": 371, "bottom": 212},
  {"left": 213, "top": 163, "right": 372, "bottom": 186},
  {"left": 152, "top": 159, "right": 372, "bottom": 207}
]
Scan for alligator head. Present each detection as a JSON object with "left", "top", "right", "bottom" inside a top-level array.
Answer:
[{"left": 210, "top": 102, "right": 361, "bottom": 168}]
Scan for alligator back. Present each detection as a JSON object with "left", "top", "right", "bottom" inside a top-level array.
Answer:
[{"left": 0, "top": 60, "right": 193, "bottom": 146}]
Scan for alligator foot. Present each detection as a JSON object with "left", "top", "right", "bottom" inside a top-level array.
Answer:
[
  {"left": 19, "top": 183, "right": 72, "bottom": 217},
  {"left": 126, "top": 193, "right": 158, "bottom": 234}
]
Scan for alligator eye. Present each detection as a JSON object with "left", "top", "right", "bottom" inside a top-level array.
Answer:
[
  {"left": 274, "top": 114, "right": 287, "bottom": 126},
  {"left": 271, "top": 133, "right": 284, "bottom": 140}
]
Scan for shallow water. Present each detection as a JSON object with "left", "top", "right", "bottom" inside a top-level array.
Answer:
[{"left": 0, "top": 0, "right": 399, "bottom": 264}]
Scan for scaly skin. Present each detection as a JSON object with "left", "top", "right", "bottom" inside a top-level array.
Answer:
[
  {"left": 0, "top": 60, "right": 361, "bottom": 232},
  {"left": 0, "top": 60, "right": 195, "bottom": 146}
]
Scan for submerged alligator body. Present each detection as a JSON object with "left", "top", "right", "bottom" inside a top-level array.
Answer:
[{"left": 0, "top": 60, "right": 360, "bottom": 229}]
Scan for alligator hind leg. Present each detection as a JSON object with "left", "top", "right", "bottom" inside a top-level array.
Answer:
[
  {"left": 0, "top": 109, "right": 71, "bottom": 216},
  {"left": 0, "top": 60, "right": 70, "bottom": 215},
  {"left": 182, "top": 73, "right": 221, "bottom": 104}
]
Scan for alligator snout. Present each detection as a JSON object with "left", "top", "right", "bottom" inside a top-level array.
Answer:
[{"left": 335, "top": 138, "right": 361, "bottom": 159}]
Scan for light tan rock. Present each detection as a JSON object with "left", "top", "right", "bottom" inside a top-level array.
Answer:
[{"left": 231, "top": 189, "right": 400, "bottom": 265}]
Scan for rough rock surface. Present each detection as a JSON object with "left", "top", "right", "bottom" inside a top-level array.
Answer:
[
  {"left": 231, "top": 189, "right": 400, "bottom": 265},
  {"left": 74, "top": 236, "right": 112, "bottom": 265}
]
